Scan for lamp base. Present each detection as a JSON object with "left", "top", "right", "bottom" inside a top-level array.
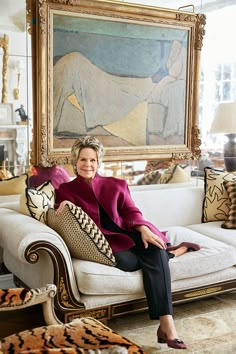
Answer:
[{"left": 224, "top": 134, "right": 236, "bottom": 172}]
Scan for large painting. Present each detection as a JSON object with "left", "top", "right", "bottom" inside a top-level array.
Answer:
[{"left": 28, "top": 0, "right": 206, "bottom": 166}]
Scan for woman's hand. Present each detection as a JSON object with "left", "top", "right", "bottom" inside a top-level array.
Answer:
[
  {"left": 135, "top": 225, "right": 166, "bottom": 249},
  {"left": 55, "top": 200, "right": 73, "bottom": 215}
]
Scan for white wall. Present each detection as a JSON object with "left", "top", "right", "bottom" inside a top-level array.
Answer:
[
  {"left": 0, "top": 27, "right": 32, "bottom": 123},
  {"left": 0, "top": 0, "right": 32, "bottom": 173}
]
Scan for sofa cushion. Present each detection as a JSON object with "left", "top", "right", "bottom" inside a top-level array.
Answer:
[
  {"left": 73, "top": 226, "right": 236, "bottom": 295},
  {"left": 73, "top": 259, "right": 143, "bottom": 295},
  {"left": 19, "top": 180, "right": 55, "bottom": 224},
  {"left": 166, "top": 226, "right": 236, "bottom": 281},
  {"left": 202, "top": 167, "right": 236, "bottom": 222},
  {"left": 130, "top": 186, "right": 204, "bottom": 228},
  {"left": 0, "top": 174, "right": 28, "bottom": 195},
  {"left": 221, "top": 180, "right": 236, "bottom": 229},
  {"left": 47, "top": 203, "right": 116, "bottom": 266},
  {"left": 187, "top": 221, "right": 236, "bottom": 248}
]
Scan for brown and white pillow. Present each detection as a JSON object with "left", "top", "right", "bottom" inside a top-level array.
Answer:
[
  {"left": 137, "top": 170, "right": 161, "bottom": 185},
  {"left": 47, "top": 203, "right": 116, "bottom": 266},
  {"left": 202, "top": 167, "right": 236, "bottom": 223},
  {"left": 158, "top": 164, "right": 190, "bottom": 184},
  {"left": 19, "top": 180, "right": 55, "bottom": 224},
  {"left": 221, "top": 180, "right": 236, "bottom": 229}
]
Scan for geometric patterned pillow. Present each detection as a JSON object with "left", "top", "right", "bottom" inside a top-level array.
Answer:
[
  {"left": 47, "top": 203, "right": 116, "bottom": 266},
  {"left": 158, "top": 164, "right": 190, "bottom": 184},
  {"left": 0, "top": 317, "right": 145, "bottom": 354},
  {"left": 202, "top": 167, "right": 236, "bottom": 223},
  {"left": 137, "top": 170, "right": 161, "bottom": 185},
  {"left": 19, "top": 180, "right": 55, "bottom": 224},
  {"left": 221, "top": 180, "right": 236, "bottom": 229}
]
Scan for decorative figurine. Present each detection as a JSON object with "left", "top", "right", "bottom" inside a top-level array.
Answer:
[{"left": 15, "top": 104, "right": 28, "bottom": 123}]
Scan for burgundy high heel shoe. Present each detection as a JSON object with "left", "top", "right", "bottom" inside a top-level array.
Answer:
[
  {"left": 167, "top": 241, "right": 200, "bottom": 252},
  {"left": 157, "top": 326, "right": 187, "bottom": 349}
]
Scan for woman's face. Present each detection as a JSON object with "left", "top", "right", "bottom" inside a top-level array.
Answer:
[{"left": 76, "top": 147, "right": 98, "bottom": 180}]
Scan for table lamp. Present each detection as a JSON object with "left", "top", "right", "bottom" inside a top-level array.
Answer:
[{"left": 210, "top": 101, "right": 236, "bottom": 172}]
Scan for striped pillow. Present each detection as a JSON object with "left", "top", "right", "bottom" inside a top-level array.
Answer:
[
  {"left": 221, "top": 180, "right": 236, "bottom": 229},
  {"left": 47, "top": 203, "right": 116, "bottom": 266}
]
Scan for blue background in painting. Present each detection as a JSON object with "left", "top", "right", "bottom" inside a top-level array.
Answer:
[{"left": 53, "top": 16, "right": 188, "bottom": 77}]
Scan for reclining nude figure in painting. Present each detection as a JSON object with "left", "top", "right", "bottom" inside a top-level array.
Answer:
[{"left": 53, "top": 40, "right": 186, "bottom": 146}]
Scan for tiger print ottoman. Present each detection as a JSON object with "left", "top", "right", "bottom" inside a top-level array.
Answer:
[{"left": 0, "top": 317, "right": 146, "bottom": 354}]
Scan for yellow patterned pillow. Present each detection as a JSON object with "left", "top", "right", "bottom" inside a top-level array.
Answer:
[
  {"left": 221, "top": 180, "right": 236, "bottom": 229},
  {"left": 202, "top": 167, "right": 236, "bottom": 222},
  {"left": 47, "top": 203, "right": 116, "bottom": 266},
  {"left": 158, "top": 164, "right": 190, "bottom": 184},
  {"left": 0, "top": 174, "right": 28, "bottom": 195}
]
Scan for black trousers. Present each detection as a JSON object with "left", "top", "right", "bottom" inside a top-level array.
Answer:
[
  {"left": 99, "top": 204, "right": 173, "bottom": 320},
  {"left": 114, "top": 233, "right": 173, "bottom": 320}
]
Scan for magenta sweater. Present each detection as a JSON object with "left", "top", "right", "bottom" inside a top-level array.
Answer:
[{"left": 55, "top": 174, "right": 168, "bottom": 252}]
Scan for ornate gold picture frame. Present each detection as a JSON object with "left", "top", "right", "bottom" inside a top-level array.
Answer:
[{"left": 29, "top": 0, "right": 206, "bottom": 166}]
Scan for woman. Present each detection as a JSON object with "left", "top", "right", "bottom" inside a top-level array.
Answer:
[{"left": 55, "top": 136, "right": 188, "bottom": 349}]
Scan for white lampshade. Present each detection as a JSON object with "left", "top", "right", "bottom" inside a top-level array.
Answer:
[{"left": 210, "top": 101, "right": 236, "bottom": 134}]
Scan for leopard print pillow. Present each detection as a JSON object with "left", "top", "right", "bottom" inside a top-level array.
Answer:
[{"left": 0, "top": 317, "right": 146, "bottom": 354}]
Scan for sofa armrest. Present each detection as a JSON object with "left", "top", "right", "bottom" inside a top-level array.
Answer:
[
  {"left": 25, "top": 239, "right": 86, "bottom": 314},
  {"left": 0, "top": 208, "right": 85, "bottom": 315}
]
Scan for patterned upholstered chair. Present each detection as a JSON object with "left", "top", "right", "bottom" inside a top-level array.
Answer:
[{"left": 0, "top": 284, "right": 60, "bottom": 325}]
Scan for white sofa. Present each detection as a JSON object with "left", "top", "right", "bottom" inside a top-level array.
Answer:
[{"left": 0, "top": 182, "right": 236, "bottom": 323}]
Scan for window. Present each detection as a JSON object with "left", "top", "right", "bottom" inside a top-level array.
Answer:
[{"left": 199, "top": 5, "right": 236, "bottom": 164}]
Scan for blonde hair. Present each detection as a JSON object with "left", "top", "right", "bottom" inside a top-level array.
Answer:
[{"left": 71, "top": 136, "right": 104, "bottom": 175}]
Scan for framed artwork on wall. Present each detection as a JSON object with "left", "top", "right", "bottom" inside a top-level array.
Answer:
[{"left": 28, "top": 0, "right": 206, "bottom": 166}]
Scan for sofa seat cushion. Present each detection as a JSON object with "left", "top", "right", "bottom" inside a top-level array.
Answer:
[
  {"left": 73, "top": 259, "right": 144, "bottom": 295},
  {"left": 187, "top": 221, "right": 236, "bottom": 248},
  {"left": 73, "top": 226, "right": 236, "bottom": 295},
  {"left": 165, "top": 226, "right": 236, "bottom": 281}
]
